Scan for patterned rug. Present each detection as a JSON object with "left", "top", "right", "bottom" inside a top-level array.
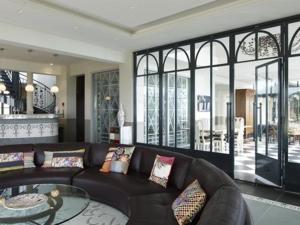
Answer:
[
  {"left": 64, "top": 201, "right": 128, "bottom": 225},
  {"left": 243, "top": 194, "right": 300, "bottom": 225}
]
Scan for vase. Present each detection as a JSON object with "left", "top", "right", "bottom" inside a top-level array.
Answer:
[{"left": 117, "top": 104, "right": 125, "bottom": 127}]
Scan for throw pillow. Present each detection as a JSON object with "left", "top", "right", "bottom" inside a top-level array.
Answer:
[
  {"left": 100, "top": 146, "right": 135, "bottom": 174},
  {"left": 23, "top": 152, "right": 35, "bottom": 168},
  {"left": 0, "top": 152, "right": 24, "bottom": 172},
  {"left": 43, "top": 149, "right": 85, "bottom": 168},
  {"left": 172, "top": 180, "right": 207, "bottom": 225},
  {"left": 149, "top": 155, "right": 175, "bottom": 188}
]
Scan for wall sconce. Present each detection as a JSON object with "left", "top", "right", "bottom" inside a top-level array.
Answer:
[
  {"left": 25, "top": 84, "right": 34, "bottom": 92},
  {"left": 105, "top": 96, "right": 111, "bottom": 101},
  {"left": 0, "top": 82, "right": 6, "bottom": 92},
  {"left": 50, "top": 85, "right": 59, "bottom": 93}
]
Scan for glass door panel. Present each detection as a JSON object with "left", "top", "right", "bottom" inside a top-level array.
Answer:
[
  {"left": 267, "top": 63, "right": 279, "bottom": 159},
  {"left": 255, "top": 59, "right": 281, "bottom": 186},
  {"left": 256, "top": 66, "right": 267, "bottom": 155},
  {"left": 212, "top": 66, "right": 230, "bottom": 153},
  {"left": 195, "top": 69, "right": 211, "bottom": 151}
]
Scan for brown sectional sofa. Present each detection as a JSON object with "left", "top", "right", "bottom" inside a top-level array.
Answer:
[{"left": 0, "top": 142, "right": 253, "bottom": 225}]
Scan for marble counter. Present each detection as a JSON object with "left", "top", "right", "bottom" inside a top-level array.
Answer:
[{"left": 0, "top": 114, "right": 59, "bottom": 145}]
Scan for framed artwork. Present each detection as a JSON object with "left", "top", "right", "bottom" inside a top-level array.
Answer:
[{"left": 197, "top": 95, "right": 211, "bottom": 112}]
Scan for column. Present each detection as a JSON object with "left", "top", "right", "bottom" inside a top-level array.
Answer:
[{"left": 26, "top": 72, "right": 34, "bottom": 114}]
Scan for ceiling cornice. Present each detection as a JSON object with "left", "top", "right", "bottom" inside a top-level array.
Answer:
[
  {"left": 26, "top": 0, "right": 261, "bottom": 36},
  {"left": 28, "top": 0, "right": 135, "bottom": 35},
  {"left": 135, "top": 0, "right": 265, "bottom": 34}
]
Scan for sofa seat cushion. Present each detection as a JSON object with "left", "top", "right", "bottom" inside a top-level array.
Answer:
[
  {"left": 128, "top": 193, "right": 179, "bottom": 225},
  {"left": 0, "top": 167, "right": 82, "bottom": 189},
  {"left": 72, "top": 168, "right": 180, "bottom": 215}
]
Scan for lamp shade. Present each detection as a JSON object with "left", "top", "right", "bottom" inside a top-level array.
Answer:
[
  {"left": 0, "top": 82, "right": 6, "bottom": 92},
  {"left": 50, "top": 85, "right": 59, "bottom": 93},
  {"left": 25, "top": 84, "right": 34, "bottom": 92}
]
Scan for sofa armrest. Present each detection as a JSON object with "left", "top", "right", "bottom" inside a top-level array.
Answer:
[{"left": 197, "top": 186, "right": 249, "bottom": 225}]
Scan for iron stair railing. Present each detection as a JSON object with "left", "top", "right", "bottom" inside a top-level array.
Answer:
[{"left": 0, "top": 71, "right": 56, "bottom": 114}]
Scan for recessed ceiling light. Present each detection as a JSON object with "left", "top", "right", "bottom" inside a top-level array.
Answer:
[
  {"left": 129, "top": 6, "right": 135, "bottom": 9},
  {"left": 18, "top": 9, "right": 23, "bottom": 14},
  {"left": 50, "top": 63, "right": 54, "bottom": 66},
  {"left": 27, "top": 49, "right": 33, "bottom": 53}
]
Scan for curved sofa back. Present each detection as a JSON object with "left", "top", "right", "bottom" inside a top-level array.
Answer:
[{"left": 0, "top": 142, "right": 251, "bottom": 225}]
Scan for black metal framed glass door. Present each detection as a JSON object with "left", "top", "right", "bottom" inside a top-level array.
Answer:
[{"left": 255, "top": 59, "right": 282, "bottom": 186}]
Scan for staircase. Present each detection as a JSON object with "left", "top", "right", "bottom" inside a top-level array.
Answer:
[{"left": 0, "top": 70, "right": 56, "bottom": 114}]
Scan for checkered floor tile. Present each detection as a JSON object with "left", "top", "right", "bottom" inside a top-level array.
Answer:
[{"left": 234, "top": 139, "right": 300, "bottom": 184}]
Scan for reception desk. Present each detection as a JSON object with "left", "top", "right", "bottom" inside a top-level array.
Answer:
[{"left": 0, "top": 114, "right": 59, "bottom": 145}]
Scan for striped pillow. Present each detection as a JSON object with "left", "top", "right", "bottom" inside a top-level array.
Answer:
[
  {"left": 43, "top": 149, "right": 85, "bottom": 168},
  {"left": 0, "top": 152, "right": 35, "bottom": 172}
]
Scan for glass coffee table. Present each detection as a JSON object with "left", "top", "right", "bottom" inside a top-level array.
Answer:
[{"left": 0, "top": 184, "right": 89, "bottom": 225}]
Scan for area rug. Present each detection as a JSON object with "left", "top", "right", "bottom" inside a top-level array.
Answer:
[
  {"left": 243, "top": 194, "right": 300, "bottom": 225},
  {"left": 64, "top": 201, "right": 128, "bottom": 225}
]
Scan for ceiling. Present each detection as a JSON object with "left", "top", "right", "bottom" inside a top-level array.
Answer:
[
  {"left": 0, "top": 43, "right": 82, "bottom": 65},
  {"left": 0, "top": 0, "right": 299, "bottom": 62}
]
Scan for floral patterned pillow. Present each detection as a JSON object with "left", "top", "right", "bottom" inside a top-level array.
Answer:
[
  {"left": 0, "top": 152, "right": 24, "bottom": 172},
  {"left": 149, "top": 155, "right": 175, "bottom": 188},
  {"left": 43, "top": 149, "right": 85, "bottom": 168},
  {"left": 100, "top": 146, "right": 135, "bottom": 174},
  {"left": 51, "top": 156, "right": 83, "bottom": 168},
  {"left": 172, "top": 180, "right": 207, "bottom": 225}
]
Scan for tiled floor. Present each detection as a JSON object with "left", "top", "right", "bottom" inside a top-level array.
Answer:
[
  {"left": 238, "top": 181, "right": 300, "bottom": 225},
  {"left": 234, "top": 138, "right": 300, "bottom": 185},
  {"left": 236, "top": 180, "right": 300, "bottom": 207}
]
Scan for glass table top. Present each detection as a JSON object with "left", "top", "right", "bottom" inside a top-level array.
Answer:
[{"left": 0, "top": 184, "right": 89, "bottom": 225}]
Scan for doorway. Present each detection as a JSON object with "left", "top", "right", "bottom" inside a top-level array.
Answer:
[
  {"left": 234, "top": 59, "right": 282, "bottom": 186},
  {"left": 76, "top": 75, "right": 85, "bottom": 142}
]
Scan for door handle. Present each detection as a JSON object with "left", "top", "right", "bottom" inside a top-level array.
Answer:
[
  {"left": 226, "top": 102, "right": 231, "bottom": 142},
  {"left": 253, "top": 102, "right": 256, "bottom": 141}
]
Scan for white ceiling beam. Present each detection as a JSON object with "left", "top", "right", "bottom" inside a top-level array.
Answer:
[{"left": 0, "top": 21, "right": 125, "bottom": 63}]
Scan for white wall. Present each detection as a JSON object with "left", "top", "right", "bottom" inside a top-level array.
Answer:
[
  {"left": 68, "top": 59, "right": 118, "bottom": 142},
  {"left": 119, "top": 52, "right": 134, "bottom": 123}
]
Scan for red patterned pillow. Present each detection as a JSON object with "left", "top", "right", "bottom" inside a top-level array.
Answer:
[
  {"left": 149, "top": 155, "right": 175, "bottom": 188},
  {"left": 172, "top": 180, "right": 207, "bottom": 225}
]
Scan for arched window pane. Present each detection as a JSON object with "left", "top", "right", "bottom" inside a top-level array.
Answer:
[
  {"left": 164, "top": 49, "right": 175, "bottom": 72},
  {"left": 289, "top": 22, "right": 300, "bottom": 55},
  {"left": 213, "top": 38, "right": 229, "bottom": 65},
  {"left": 196, "top": 42, "right": 210, "bottom": 67},
  {"left": 177, "top": 46, "right": 190, "bottom": 70},
  {"left": 148, "top": 52, "right": 159, "bottom": 74},
  {"left": 258, "top": 26, "right": 280, "bottom": 59},
  {"left": 236, "top": 33, "right": 255, "bottom": 62},
  {"left": 137, "top": 55, "right": 147, "bottom": 75}
]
